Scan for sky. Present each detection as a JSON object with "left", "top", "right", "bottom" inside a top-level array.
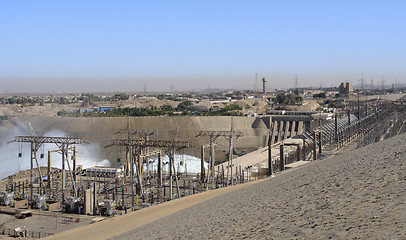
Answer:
[{"left": 0, "top": 0, "right": 405, "bottom": 93}]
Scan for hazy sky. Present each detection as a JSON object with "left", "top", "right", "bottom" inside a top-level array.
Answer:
[{"left": 1, "top": 1, "right": 405, "bottom": 93}]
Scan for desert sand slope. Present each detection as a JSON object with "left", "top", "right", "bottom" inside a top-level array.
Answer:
[{"left": 112, "top": 133, "right": 406, "bottom": 240}]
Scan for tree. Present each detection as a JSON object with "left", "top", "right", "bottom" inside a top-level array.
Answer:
[
  {"left": 114, "top": 93, "right": 129, "bottom": 101},
  {"left": 222, "top": 104, "right": 242, "bottom": 111},
  {"left": 176, "top": 100, "right": 192, "bottom": 111},
  {"left": 161, "top": 105, "right": 174, "bottom": 112},
  {"left": 313, "top": 92, "right": 327, "bottom": 98},
  {"left": 273, "top": 93, "right": 302, "bottom": 104}
]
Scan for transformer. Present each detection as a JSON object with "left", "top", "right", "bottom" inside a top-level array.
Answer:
[
  {"left": 32, "top": 194, "right": 46, "bottom": 209},
  {"left": 98, "top": 199, "right": 116, "bottom": 216},
  {"left": 64, "top": 196, "right": 81, "bottom": 213},
  {"left": 0, "top": 191, "right": 14, "bottom": 206}
]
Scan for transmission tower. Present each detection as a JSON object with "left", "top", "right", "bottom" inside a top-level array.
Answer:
[
  {"left": 197, "top": 117, "right": 243, "bottom": 187},
  {"left": 360, "top": 73, "right": 365, "bottom": 90},
  {"left": 106, "top": 138, "right": 190, "bottom": 206},
  {"left": 381, "top": 75, "right": 385, "bottom": 90},
  {"left": 10, "top": 136, "right": 85, "bottom": 203},
  {"left": 254, "top": 72, "right": 258, "bottom": 91}
]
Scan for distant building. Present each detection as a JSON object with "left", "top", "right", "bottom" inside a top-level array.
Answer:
[
  {"left": 77, "top": 108, "right": 94, "bottom": 113},
  {"left": 210, "top": 97, "right": 232, "bottom": 104},
  {"left": 339, "top": 82, "right": 354, "bottom": 96},
  {"left": 326, "top": 91, "right": 339, "bottom": 98},
  {"left": 99, "top": 107, "right": 114, "bottom": 112},
  {"left": 303, "top": 89, "right": 324, "bottom": 98}
]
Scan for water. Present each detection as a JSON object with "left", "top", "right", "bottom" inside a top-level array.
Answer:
[
  {"left": 145, "top": 154, "right": 208, "bottom": 174},
  {"left": 0, "top": 129, "right": 110, "bottom": 180}
]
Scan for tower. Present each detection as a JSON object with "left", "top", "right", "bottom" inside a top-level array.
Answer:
[
  {"left": 254, "top": 72, "right": 258, "bottom": 91},
  {"left": 294, "top": 75, "right": 299, "bottom": 95},
  {"left": 262, "top": 77, "right": 267, "bottom": 94},
  {"left": 381, "top": 75, "right": 385, "bottom": 90}
]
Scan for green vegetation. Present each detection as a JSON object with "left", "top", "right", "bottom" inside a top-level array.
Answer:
[
  {"left": 0, "top": 96, "right": 39, "bottom": 105},
  {"left": 273, "top": 93, "right": 303, "bottom": 105},
  {"left": 156, "top": 94, "right": 182, "bottom": 101},
  {"left": 221, "top": 104, "right": 242, "bottom": 111},
  {"left": 0, "top": 93, "right": 135, "bottom": 106},
  {"left": 58, "top": 101, "right": 245, "bottom": 117},
  {"left": 324, "top": 99, "right": 341, "bottom": 108},
  {"left": 313, "top": 92, "right": 327, "bottom": 98}
]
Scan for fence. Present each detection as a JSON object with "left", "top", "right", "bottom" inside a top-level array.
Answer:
[{"left": 1, "top": 227, "right": 53, "bottom": 239}]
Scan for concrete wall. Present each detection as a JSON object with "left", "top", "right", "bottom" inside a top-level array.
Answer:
[
  {"left": 260, "top": 115, "right": 312, "bottom": 144},
  {"left": 5, "top": 116, "right": 270, "bottom": 162}
]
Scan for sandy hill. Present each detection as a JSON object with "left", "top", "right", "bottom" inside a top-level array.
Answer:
[
  {"left": 50, "top": 132, "right": 406, "bottom": 240},
  {"left": 112, "top": 133, "right": 406, "bottom": 239}
]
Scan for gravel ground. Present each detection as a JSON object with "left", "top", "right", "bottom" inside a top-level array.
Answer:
[{"left": 112, "top": 133, "right": 406, "bottom": 240}]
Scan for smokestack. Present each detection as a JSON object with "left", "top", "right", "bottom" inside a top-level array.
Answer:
[{"left": 262, "top": 78, "right": 267, "bottom": 94}]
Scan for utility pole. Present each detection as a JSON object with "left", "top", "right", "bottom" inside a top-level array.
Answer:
[
  {"left": 169, "top": 148, "right": 173, "bottom": 199},
  {"left": 280, "top": 144, "right": 284, "bottom": 171},
  {"left": 335, "top": 114, "right": 338, "bottom": 148},
  {"left": 130, "top": 145, "right": 135, "bottom": 207},
  {"left": 209, "top": 135, "right": 214, "bottom": 187},
  {"left": 228, "top": 134, "right": 234, "bottom": 185},
  {"left": 200, "top": 145, "right": 205, "bottom": 182},
  {"left": 229, "top": 117, "right": 234, "bottom": 186},
  {"left": 313, "top": 132, "right": 317, "bottom": 160},
  {"left": 268, "top": 128, "right": 273, "bottom": 176},
  {"left": 62, "top": 144, "right": 66, "bottom": 203}
]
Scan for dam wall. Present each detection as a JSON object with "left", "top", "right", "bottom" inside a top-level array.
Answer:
[
  {"left": 4, "top": 116, "right": 270, "bottom": 161},
  {"left": 3, "top": 115, "right": 311, "bottom": 163}
]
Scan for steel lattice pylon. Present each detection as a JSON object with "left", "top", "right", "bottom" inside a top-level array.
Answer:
[{"left": 12, "top": 135, "right": 86, "bottom": 204}]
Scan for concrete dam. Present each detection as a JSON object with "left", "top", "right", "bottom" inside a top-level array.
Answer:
[{"left": 3, "top": 115, "right": 309, "bottom": 165}]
